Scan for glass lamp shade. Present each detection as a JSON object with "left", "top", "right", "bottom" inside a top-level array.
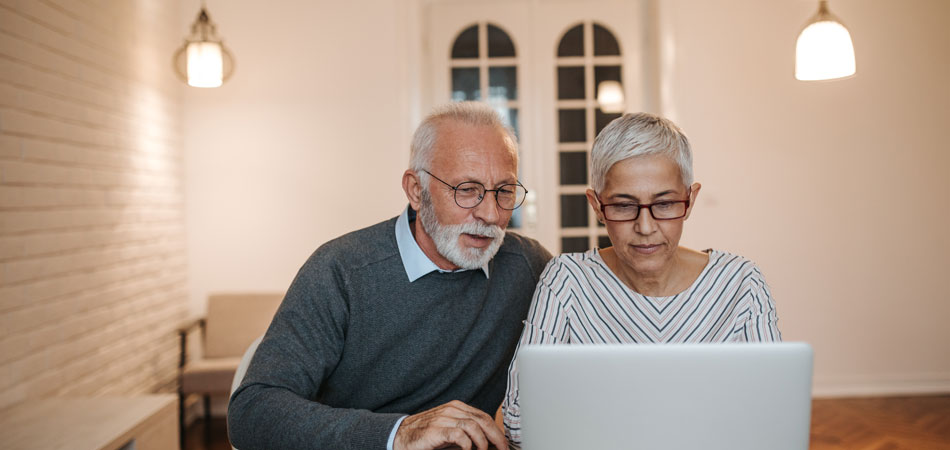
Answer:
[
  {"left": 173, "top": 8, "right": 235, "bottom": 88},
  {"left": 186, "top": 42, "right": 223, "bottom": 87},
  {"left": 597, "top": 80, "right": 625, "bottom": 113},
  {"left": 795, "top": 1, "right": 856, "bottom": 81}
]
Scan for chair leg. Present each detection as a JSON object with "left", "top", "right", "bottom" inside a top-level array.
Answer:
[
  {"left": 204, "top": 394, "right": 212, "bottom": 445},
  {"left": 179, "top": 392, "right": 186, "bottom": 450}
]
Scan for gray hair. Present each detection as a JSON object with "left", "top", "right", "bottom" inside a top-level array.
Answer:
[
  {"left": 409, "top": 102, "right": 517, "bottom": 186},
  {"left": 590, "top": 112, "right": 693, "bottom": 192}
]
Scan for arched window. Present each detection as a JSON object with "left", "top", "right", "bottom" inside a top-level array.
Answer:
[
  {"left": 450, "top": 22, "right": 519, "bottom": 134},
  {"left": 449, "top": 22, "right": 522, "bottom": 227},
  {"left": 555, "top": 21, "right": 623, "bottom": 252}
]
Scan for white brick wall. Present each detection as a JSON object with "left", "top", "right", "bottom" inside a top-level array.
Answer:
[{"left": 0, "top": 0, "right": 187, "bottom": 409}]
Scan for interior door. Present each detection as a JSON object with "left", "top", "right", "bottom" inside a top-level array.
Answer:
[{"left": 425, "top": 0, "right": 645, "bottom": 252}]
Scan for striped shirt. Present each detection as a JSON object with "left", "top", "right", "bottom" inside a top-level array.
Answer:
[{"left": 501, "top": 248, "right": 782, "bottom": 445}]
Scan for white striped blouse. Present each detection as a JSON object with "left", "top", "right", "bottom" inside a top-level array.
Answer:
[{"left": 501, "top": 248, "right": 782, "bottom": 445}]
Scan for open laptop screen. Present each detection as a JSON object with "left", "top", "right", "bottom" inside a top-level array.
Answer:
[{"left": 517, "top": 342, "right": 813, "bottom": 450}]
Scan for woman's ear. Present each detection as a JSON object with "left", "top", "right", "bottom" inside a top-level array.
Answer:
[
  {"left": 684, "top": 182, "right": 702, "bottom": 219},
  {"left": 585, "top": 189, "right": 606, "bottom": 224}
]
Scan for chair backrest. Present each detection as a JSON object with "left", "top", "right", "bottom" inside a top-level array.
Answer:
[
  {"left": 204, "top": 293, "right": 283, "bottom": 358},
  {"left": 230, "top": 334, "right": 263, "bottom": 450},
  {"left": 230, "top": 335, "right": 263, "bottom": 396}
]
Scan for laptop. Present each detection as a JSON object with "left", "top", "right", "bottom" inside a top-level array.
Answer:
[{"left": 516, "top": 342, "right": 813, "bottom": 450}]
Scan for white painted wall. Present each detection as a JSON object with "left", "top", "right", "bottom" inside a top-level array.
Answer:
[
  {"left": 182, "top": 0, "right": 950, "bottom": 396},
  {"left": 659, "top": 0, "right": 950, "bottom": 395},
  {"left": 182, "top": 0, "right": 414, "bottom": 313}
]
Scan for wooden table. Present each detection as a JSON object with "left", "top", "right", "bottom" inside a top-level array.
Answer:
[{"left": 0, "top": 394, "right": 178, "bottom": 450}]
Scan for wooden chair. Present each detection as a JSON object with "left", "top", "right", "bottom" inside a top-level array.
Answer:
[{"left": 178, "top": 293, "right": 283, "bottom": 447}]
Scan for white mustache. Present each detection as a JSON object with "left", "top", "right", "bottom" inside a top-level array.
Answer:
[{"left": 454, "top": 221, "right": 503, "bottom": 239}]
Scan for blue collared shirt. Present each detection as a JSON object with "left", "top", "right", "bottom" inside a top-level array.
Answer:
[
  {"left": 394, "top": 206, "right": 490, "bottom": 281},
  {"left": 387, "top": 206, "right": 489, "bottom": 449}
]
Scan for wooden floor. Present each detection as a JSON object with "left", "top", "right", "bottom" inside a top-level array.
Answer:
[
  {"left": 183, "top": 416, "right": 232, "bottom": 450},
  {"left": 186, "top": 395, "right": 950, "bottom": 450},
  {"left": 810, "top": 396, "right": 950, "bottom": 450}
]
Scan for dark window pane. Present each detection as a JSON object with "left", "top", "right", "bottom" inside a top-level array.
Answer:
[
  {"left": 594, "top": 65, "right": 622, "bottom": 95},
  {"left": 557, "top": 66, "right": 585, "bottom": 100},
  {"left": 509, "top": 208, "right": 522, "bottom": 229},
  {"left": 561, "top": 237, "right": 589, "bottom": 253},
  {"left": 560, "top": 194, "right": 589, "bottom": 227},
  {"left": 559, "top": 151, "right": 587, "bottom": 185},
  {"left": 595, "top": 109, "right": 622, "bottom": 136},
  {"left": 489, "top": 66, "right": 517, "bottom": 101},
  {"left": 593, "top": 23, "right": 620, "bottom": 56},
  {"left": 594, "top": 66, "right": 624, "bottom": 128},
  {"left": 557, "top": 24, "right": 584, "bottom": 57},
  {"left": 494, "top": 107, "right": 519, "bottom": 140},
  {"left": 558, "top": 109, "right": 587, "bottom": 143},
  {"left": 451, "top": 68, "right": 480, "bottom": 101},
  {"left": 597, "top": 235, "right": 612, "bottom": 249},
  {"left": 487, "top": 24, "right": 515, "bottom": 57},
  {"left": 506, "top": 108, "right": 519, "bottom": 139},
  {"left": 452, "top": 25, "right": 479, "bottom": 59}
]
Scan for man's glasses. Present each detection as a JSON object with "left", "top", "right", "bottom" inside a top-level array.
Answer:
[
  {"left": 423, "top": 170, "right": 528, "bottom": 210},
  {"left": 599, "top": 190, "right": 691, "bottom": 221}
]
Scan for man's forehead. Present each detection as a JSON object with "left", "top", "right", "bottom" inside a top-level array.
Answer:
[
  {"left": 436, "top": 120, "right": 512, "bottom": 141},
  {"left": 431, "top": 140, "right": 518, "bottom": 184},
  {"left": 433, "top": 123, "right": 517, "bottom": 158}
]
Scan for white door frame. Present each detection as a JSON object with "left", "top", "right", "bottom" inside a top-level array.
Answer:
[{"left": 418, "top": 0, "right": 647, "bottom": 252}]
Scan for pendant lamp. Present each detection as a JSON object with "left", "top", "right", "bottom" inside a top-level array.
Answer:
[
  {"left": 795, "top": 0, "right": 856, "bottom": 81},
  {"left": 596, "top": 81, "right": 625, "bottom": 114},
  {"left": 174, "top": 5, "right": 235, "bottom": 88}
]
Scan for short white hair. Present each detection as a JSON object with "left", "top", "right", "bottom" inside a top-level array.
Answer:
[
  {"left": 409, "top": 102, "right": 517, "bottom": 186},
  {"left": 590, "top": 112, "right": 693, "bottom": 192}
]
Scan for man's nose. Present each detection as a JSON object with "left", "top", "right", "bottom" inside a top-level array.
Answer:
[{"left": 472, "top": 193, "right": 502, "bottom": 225}]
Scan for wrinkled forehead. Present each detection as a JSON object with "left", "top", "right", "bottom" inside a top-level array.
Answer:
[{"left": 432, "top": 121, "right": 518, "bottom": 168}]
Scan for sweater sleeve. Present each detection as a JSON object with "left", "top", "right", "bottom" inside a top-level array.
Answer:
[
  {"left": 502, "top": 257, "right": 570, "bottom": 447},
  {"left": 227, "top": 252, "right": 403, "bottom": 450}
]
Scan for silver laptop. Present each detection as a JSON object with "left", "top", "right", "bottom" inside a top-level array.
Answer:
[{"left": 517, "top": 342, "right": 813, "bottom": 450}]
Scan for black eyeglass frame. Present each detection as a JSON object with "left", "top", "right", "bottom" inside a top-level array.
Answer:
[
  {"left": 597, "top": 188, "right": 692, "bottom": 222},
  {"left": 422, "top": 170, "right": 528, "bottom": 210}
]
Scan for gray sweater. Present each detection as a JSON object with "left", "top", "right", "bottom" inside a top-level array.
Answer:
[{"left": 228, "top": 215, "right": 552, "bottom": 449}]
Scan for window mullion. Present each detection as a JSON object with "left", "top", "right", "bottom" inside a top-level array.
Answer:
[{"left": 479, "top": 22, "right": 489, "bottom": 102}]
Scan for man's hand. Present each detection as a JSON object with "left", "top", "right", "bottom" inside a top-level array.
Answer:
[{"left": 393, "top": 400, "right": 508, "bottom": 450}]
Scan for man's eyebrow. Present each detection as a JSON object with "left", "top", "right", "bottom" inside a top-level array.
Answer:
[{"left": 461, "top": 176, "right": 517, "bottom": 187}]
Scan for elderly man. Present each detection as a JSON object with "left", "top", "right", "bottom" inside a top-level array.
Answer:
[{"left": 228, "top": 102, "right": 552, "bottom": 450}]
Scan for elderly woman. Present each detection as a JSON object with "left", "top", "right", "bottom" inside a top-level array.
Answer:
[{"left": 501, "top": 112, "right": 781, "bottom": 446}]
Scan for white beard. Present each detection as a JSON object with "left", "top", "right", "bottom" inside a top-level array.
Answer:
[{"left": 418, "top": 190, "right": 506, "bottom": 270}]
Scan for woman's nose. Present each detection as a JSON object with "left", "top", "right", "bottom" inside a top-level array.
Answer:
[{"left": 633, "top": 206, "right": 657, "bottom": 234}]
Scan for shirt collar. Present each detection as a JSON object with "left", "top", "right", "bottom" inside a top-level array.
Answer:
[{"left": 395, "top": 205, "right": 490, "bottom": 282}]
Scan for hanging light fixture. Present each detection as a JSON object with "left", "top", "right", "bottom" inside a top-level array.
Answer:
[
  {"left": 596, "top": 81, "right": 625, "bottom": 113},
  {"left": 174, "top": 3, "right": 235, "bottom": 88},
  {"left": 795, "top": 0, "right": 856, "bottom": 81}
]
